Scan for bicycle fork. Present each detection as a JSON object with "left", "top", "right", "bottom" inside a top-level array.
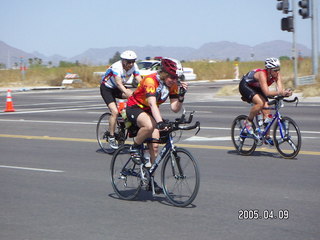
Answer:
[{"left": 171, "top": 151, "right": 185, "bottom": 179}]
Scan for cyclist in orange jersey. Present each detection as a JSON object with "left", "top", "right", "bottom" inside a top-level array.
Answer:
[{"left": 126, "top": 57, "right": 188, "bottom": 193}]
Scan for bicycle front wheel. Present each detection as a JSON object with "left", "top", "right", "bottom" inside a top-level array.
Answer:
[
  {"left": 110, "top": 145, "right": 142, "bottom": 200},
  {"left": 161, "top": 148, "right": 200, "bottom": 207},
  {"left": 231, "top": 115, "right": 257, "bottom": 155},
  {"left": 273, "top": 116, "right": 301, "bottom": 159}
]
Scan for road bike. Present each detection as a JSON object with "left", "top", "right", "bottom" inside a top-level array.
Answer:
[
  {"left": 96, "top": 100, "right": 132, "bottom": 154},
  {"left": 110, "top": 110, "right": 201, "bottom": 207},
  {"left": 231, "top": 96, "right": 301, "bottom": 159}
]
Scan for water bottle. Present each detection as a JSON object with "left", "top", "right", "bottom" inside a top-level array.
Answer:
[
  {"left": 256, "top": 112, "right": 263, "bottom": 127},
  {"left": 118, "top": 99, "right": 126, "bottom": 113},
  {"left": 120, "top": 109, "right": 132, "bottom": 128},
  {"left": 117, "top": 99, "right": 126, "bottom": 123},
  {"left": 284, "top": 119, "right": 289, "bottom": 135},
  {"left": 264, "top": 114, "right": 273, "bottom": 128}
]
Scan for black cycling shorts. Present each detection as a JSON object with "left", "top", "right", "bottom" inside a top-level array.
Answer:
[
  {"left": 100, "top": 84, "right": 124, "bottom": 105},
  {"left": 239, "top": 79, "right": 267, "bottom": 103},
  {"left": 126, "top": 105, "right": 152, "bottom": 126}
]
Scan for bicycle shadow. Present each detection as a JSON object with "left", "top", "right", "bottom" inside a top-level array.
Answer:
[
  {"left": 108, "top": 192, "right": 197, "bottom": 208},
  {"left": 227, "top": 150, "right": 298, "bottom": 160},
  {"left": 96, "top": 148, "right": 115, "bottom": 154}
]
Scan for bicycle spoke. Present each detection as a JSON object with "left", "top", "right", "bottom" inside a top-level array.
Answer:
[
  {"left": 273, "top": 116, "right": 301, "bottom": 159},
  {"left": 287, "top": 138, "right": 298, "bottom": 151}
]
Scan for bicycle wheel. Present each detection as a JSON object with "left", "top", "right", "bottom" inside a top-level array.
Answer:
[
  {"left": 96, "top": 113, "right": 125, "bottom": 154},
  {"left": 110, "top": 145, "right": 142, "bottom": 200},
  {"left": 231, "top": 115, "right": 257, "bottom": 155},
  {"left": 273, "top": 116, "right": 301, "bottom": 159},
  {"left": 161, "top": 148, "right": 200, "bottom": 207}
]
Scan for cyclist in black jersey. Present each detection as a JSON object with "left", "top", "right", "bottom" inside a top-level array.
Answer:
[{"left": 239, "top": 57, "right": 292, "bottom": 144}]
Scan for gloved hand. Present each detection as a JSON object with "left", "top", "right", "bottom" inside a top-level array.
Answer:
[
  {"left": 156, "top": 121, "right": 171, "bottom": 130},
  {"left": 178, "top": 81, "right": 188, "bottom": 102},
  {"left": 179, "top": 85, "right": 187, "bottom": 97}
]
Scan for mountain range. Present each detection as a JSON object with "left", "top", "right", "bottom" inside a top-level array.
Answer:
[{"left": 0, "top": 40, "right": 311, "bottom": 67}]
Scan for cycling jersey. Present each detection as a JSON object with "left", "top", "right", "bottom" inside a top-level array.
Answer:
[
  {"left": 243, "top": 69, "right": 277, "bottom": 88},
  {"left": 101, "top": 60, "right": 140, "bottom": 89},
  {"left": 127, "top": 73, "right": 179, "bottom": 111}
]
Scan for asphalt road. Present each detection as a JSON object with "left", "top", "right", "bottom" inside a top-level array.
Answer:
[{"left": 0, "top": 83, "right": 319, "bottom": 240}]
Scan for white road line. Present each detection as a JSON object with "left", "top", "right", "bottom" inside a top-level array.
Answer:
[
  {"left": 185, "top": 136, "right": 320, "bottom": 141},
  {"left": 192, "top": 105, "right": 247, "bottom": 109},
  {"left": 0, "top": 119, "right": 319, "bottom": 136},
  {"left": 0, "top": 119, "right": 96, "bottom": 125},
  {"left": 201, "top": 126, "right": 230, "bottom": 130},
  {"left": 0, "top": 105, "right": 106, "bottom": 115},
  {"left": 0, "top": 165, "right": 64, "bottom": 173},
  {"left": 185, "top": 136, "right": 231, "bottom": 141},
  {"left": 14, "top": 100, "right": 100, "bottom": 107}
]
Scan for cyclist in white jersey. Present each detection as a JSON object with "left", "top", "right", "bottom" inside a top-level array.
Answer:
[{"left": 100, "top": 50, "right": 142, "bottom": 149}]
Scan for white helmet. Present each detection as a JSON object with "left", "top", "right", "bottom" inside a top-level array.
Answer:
[
  {"left": 120, "top": 50, "right": 137, "bottom": 60},
  {"left": 265, "top": 57, "right": 280, "bottom": 69}
]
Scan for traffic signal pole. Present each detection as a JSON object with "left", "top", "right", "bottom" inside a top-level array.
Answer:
[
  {"left": 292, "top": 0, "right": 299, "bottom": 87},
  {"left": 277, "top": 0, "right": 298, "bottom": 86},
  {"left": 311, "top": 0, "right": 318, "bottom": 75}
]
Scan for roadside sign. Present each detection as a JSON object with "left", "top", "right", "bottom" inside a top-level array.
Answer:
[{"left": 297, "top": 75, "right": 315, "bottom": 86}]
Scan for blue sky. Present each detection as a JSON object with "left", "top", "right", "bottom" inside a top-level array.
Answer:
[{"left": 0, "top": 0, "right": 318, "bottom": 57}]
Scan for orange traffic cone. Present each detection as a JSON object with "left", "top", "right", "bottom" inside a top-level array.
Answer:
[{"left": 4, "top": 89, "right": 16, "bottom": 112}]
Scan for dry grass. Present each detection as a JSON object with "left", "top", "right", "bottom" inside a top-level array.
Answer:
[
  {"left": 1, "top": 58, "right": 319, "bottom": 96},
  {"left": 0, "top": 66, "right": 106, "bottom": 88}
]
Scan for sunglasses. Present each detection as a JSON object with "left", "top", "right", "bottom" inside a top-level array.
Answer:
[
  {"left": 126, "top": 60, "right": 135, "bottom": 64},
  {"left": 271, "top": 68, "right": 280, "bottom": 72},
  {"left": 169, "top": 74, "right": 178, "bottom": 80}
]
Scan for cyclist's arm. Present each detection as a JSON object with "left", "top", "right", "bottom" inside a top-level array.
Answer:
[
  {"left": 135, "top": 74, "right": 142, "bottom": 83},
  {"left": 169, "top": 81, "right": 187, "bottom": 113},
  {"left": 170, "top": 98, "right": 183, "bottom": 113},
  {"left": 115, "top": 76, "right": 132, "bottom": 98},
  {"left": 256, "top": 71, "right": 279, "bottom": 96},
  {"left": 275, "top": 73, "right": 284, "bottom": 94},
  {"left": 147, "top": 96, "right": 163, "bottom": 123},
  {"left": 275, "top": 74, "right": 292, "bottom": 96}
]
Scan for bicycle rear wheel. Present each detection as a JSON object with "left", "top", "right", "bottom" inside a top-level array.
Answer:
[
  {"left": 273, "top": 116, "right": 301, "bottom": 159},
  {"left": 161, "top": 148, "right": 200, "bottom": 207},
  {"left": 96, "top": 113, "right": 125, "bottom": 154},
  {"left": 110, "top": 145, "right": 142, "bottom": 200},
  {"left": 231, "top": 115, "right": 257, "bottom": 155}
]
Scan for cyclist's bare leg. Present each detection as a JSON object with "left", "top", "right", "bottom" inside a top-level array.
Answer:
[
  {"left": 148, "top": 129, "right": 160, "bottom": 163},
  {"left": 262, "top": 102, "right": 272, "bottom": 137},
  {"left": 248, "top": 94, "right": 266, "bottom": 121},
  {"left": 134, "top": 112, "right": 156, "bottom": 145},
  {"left": 261, "top": 101, "right": 271, "bottom": 119},
  {"left": 107, "top": 102, "right": 118, "bottom": 136}
]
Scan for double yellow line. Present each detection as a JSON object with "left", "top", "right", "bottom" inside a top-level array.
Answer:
[{"left": 1, "top": 134, "right": 319, "bottom": 156}]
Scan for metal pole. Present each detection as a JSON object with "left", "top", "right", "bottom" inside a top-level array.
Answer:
[
  {"left": 292, "top": 0, "right": 299, "bottom": 87},
  {"left": 311, "top": 0, "right": 319, "bottom": 75}
]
